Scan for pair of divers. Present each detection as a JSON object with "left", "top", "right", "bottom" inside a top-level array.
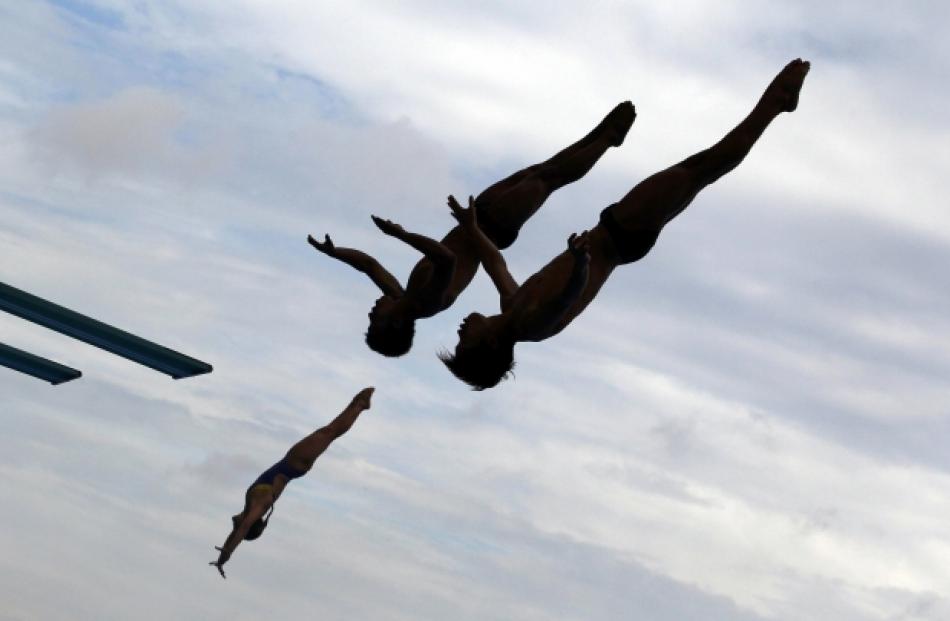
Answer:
[
  {"left": 310, "top": 59, "right": 810, "bottom": 388},
  {"left": 212, "top": 59, "right": 810, "bottom": 575}
]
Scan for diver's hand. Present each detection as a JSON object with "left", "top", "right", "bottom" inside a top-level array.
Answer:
[
  {"left": 371, "top": 216, "right": 405, "bottom": 237},
  {"left": 352, "top": 386, "right": 375, "bottom": 410},
  {"left": 209, "top": 547, "right": 228, "bottom": 579},
  {"left": 209, "top": 561, "right": 226, "bottom": 579},
  {"left": 567, "top": 231, "right": 591, "bottom": 263},
  {"left": 308, "top": 234, "right": 335, "bottom": 256},
  {"left": 447, "top": 195, "right": 478, "bottom": 230}
]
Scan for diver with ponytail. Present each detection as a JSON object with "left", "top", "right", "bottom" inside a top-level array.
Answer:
[{"left": 209, "top": 387, "right": 374, "bottom": 578}]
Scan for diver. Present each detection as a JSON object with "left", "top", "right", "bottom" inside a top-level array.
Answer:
[
  {"left": 308, "top": 101, "right": 636, "bottom": 357},
  {"left": 209, "top": 386, "right": 374, "bottom": 577},
  {"left": 441, "top": 59, "right": 811, "bottom": 389}
]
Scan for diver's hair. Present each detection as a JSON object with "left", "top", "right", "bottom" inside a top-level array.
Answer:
[
  {"left": 233, "top": 512, "right": 270, "bottom": 541},
  {"left": 244, "top": 517, "right": 268, "bottom": 540},
  {"left": 438, "top": 340, "right": 515, "bottom": 390},
  {"left": 365, "top": 319, "right": 415, "bottom": 357}
]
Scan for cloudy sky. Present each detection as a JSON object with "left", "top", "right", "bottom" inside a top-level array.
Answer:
[{"left": 2, "top": 1, "right": 949, "bottom": 619}]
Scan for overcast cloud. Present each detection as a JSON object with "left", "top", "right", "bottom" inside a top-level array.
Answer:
[{"left": 1, "top": 1, "right": 949, "bottom": 619}]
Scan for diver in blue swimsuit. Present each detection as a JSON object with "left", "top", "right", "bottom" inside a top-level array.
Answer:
[{"left": 209, "top": 386, "right": 374, "bottom": 578}]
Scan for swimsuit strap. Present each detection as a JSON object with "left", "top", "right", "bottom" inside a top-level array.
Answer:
[{"left": 262, "top": 502, "right": 275, "bottom": 524}]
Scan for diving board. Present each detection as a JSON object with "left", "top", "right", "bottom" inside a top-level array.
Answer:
[
  {"left": 0, "top": 341, "right": 82, "bottom": 385},
  {"left": 0, "top": 281, "right": 212, "bottom": 379}
]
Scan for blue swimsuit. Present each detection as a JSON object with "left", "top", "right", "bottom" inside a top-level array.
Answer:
[{"left": 246, "top": 459, "right": 307, "bottom": 498}]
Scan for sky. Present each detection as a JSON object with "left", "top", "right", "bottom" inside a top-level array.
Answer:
[{"left": 1, "top": 1, "right": 949, "bottom": 619}]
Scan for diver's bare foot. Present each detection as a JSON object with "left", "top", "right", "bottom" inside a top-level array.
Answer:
[
  {"left": 352, "top": 386, "right": 374, "bottom": 409},
  {"left": 762, "top": 58, "right": 810, "bottom": 113},
  {"left": 604, "top": 100, "right": 636, "bottom": 146}
]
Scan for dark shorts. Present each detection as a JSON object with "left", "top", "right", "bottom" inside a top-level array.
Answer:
[
  {"left": 475, "top": 198, "right": 520, "bottom": 250},
  {"left": 599, "top": 204, "right": 660, "bottom": 264}
]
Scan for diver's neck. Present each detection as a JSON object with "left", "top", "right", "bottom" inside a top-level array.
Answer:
[
  {"left": 392, "top": 294, "right": 419, "bottom": 318},
  {"left": 487, "top": 312, "right": 518, "bottom": 342}
]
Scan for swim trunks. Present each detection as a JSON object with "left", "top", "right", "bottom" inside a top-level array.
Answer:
[
  {"left": 475, "top": 197, "right": 520, "bottom": 250},
  {"left": 599, "top": 204, "right": 659, "bottom": 264}
]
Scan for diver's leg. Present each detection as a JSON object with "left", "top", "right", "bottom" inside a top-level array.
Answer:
[
  {"left": 319, "top": 400, "right": 366, "bottom": 439},
  {"left": 611, "top": 59, "right": 810, "bottom": 231},
  {"left": 533, "top": 100, "right": 636, "bottom": 186},
  {"left": 285, "top": 389, "right": 372, "bottom": 467},
  {"left": 476, "top": 102, "right": 636, "bottom": 234}
]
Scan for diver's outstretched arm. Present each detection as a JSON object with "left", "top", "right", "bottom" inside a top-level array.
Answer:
[
  {"left": 308, "top": 234, "right": 404, "bottom": 297},
  {"left": 371, "top": 216, "right": 456, "bottom": 268},
  {"left": 209, "top": 499, "right": 270, "bottom": 578},
  {"left": 448, "top": 195, "right": 519, "bottom": 308}
]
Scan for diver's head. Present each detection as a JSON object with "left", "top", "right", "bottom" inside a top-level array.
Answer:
[
  {"left": 365, "top": 295, "right": 415, "bottom": 357},
  {"left": 232, "top": 513, "right": 269, "bottom": 541},
  {"left": 439, "top": 313, "right": 515, "bottom": 390}
]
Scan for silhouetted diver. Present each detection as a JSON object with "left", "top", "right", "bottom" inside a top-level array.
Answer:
[
  {"left": 441, "top": 59, "right": 811, "bottom": 389},
  {"left": 209, "top": 387, "right": 374, "bottom": 578},
  {"left": 308, "top": 101, "right": 635, "bottom": 357}
]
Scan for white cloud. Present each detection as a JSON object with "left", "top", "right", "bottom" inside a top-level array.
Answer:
[
  {"left": 2, "top": 1, "right": 950, "bottom": 620},
  {"left": 33, "top": 87, "right": 186, "bottom": 175}
]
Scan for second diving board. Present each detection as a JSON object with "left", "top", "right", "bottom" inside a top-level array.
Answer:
[{"left": 0, "top": 341, "right": 82, "bottom": 385}]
